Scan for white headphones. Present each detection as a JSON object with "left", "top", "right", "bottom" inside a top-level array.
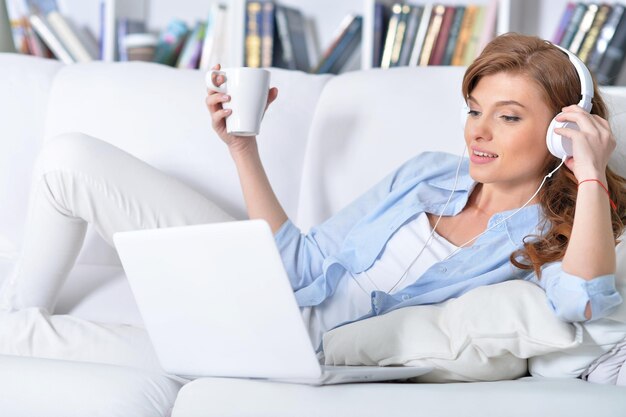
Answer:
[
  {"left": 546, "top": 43, "right": 594, "bottom": 160},
  {"left": 461, "top": 43, "right": 595, "bottom": 161}
]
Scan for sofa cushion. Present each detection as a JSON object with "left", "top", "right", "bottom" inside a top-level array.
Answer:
[
  {"left": 0, "top": 54, "right": 62, "bottom": 260},
  {"left": 42, "top": 62, "right": 331, "bottom": 265},
  {"left": 322, "top": 280, "right": 581, "bottom": 382},
  {"left": 171, "top": 376, "right": 626, "bottom": 417},
  {"left": 0, "top": 355, "right": 182, "bottom": 417},
  {"left": 296, "top": 66, "right": 468, "bottom": 231}
]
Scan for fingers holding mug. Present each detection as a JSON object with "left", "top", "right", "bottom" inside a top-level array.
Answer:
[{"left": 205, "top": 67, "right": 271, "bottom": 137}]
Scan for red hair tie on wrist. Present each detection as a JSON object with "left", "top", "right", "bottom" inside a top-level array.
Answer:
[{"left": 578, "top": 179, "right": 617, "bottom": 211}]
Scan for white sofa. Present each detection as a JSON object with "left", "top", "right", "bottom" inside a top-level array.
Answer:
[{"left": 1, "top": 52, "right": 626, "bottom": 417}]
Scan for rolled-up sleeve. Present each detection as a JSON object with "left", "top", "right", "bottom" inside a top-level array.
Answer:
[{"left": 526, "top": 262, "right": 623, "bottom": 322}]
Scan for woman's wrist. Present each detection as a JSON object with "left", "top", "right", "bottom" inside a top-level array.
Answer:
[{"left": 229, "top": 138, "right": 259, "bottom": 161}]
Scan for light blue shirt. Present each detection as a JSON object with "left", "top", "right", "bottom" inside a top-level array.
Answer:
[{"left": 274, "top": 152, "right": 622, "bottom": 323}]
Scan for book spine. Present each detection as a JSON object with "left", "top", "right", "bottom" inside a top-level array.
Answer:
[
  {"left": 380, "top": 3, "right": 401, "bottom": 69},
  {"left": 28, "top": 13, "right": 73, "bottom": 63},
  {"left": 408, "top": 3, "right": 432, "bottom": 67},
  {"left": 442, "top": 6, "right": 465, "bottom": 66},
  {"left": 419, "top": 4, "right": 445, "bottom": 66},
  {"left": 372, "top": 2, "right": 387, "bottom": 67},
  {"left": 245, "top": 1, "right": 262, "bottom": 68},
  {"left": 451, "top": 5, "right": 476, "bottom": 66},
  {"left": 273, "top": 5, "right": 294, "bottom": 69},
  {"left": 261, "top": 1, "right": 274, "bottom": 67},
  {"left": 477, "top": 0, "right": 498, "bottom": 54},
  {"left": 176, "top": 21, "right": 203, "bottom": 69},
  {"left": 47, "top": 11, "right": 93, "bottom": 62},
  {"left": 462, "top": 5, "right": 485, "bottom": 65},
  {"left": 153, "top": 19, "right": 188, "bottom": 66},
  {"left": 569, "top": 4, "right": 599, "bottom": 54},
  {"left": 284, "top": 6, "right": 310, "bottom": 72},
  {"left": 560, "top": 3, "right": 588, "bottom": 49},
  {"left": 398, "top": 5, "right": 422, "bottom": 67},
  {"left": 588, "top": 4, "right": 625, "bottom": 73},
  {"left": 579, "top": 4, "right": 611, "bottom": 63},
  {"left": 318, "top": 16, "right": 362, "bottom": 74},
  {"left": 390, "top": 3, "right": 410, "bottom": 67},
  {"left": 552, "top": 2, "right": 576, "bottom": 44},
  {"left": 429, "top": 6, "right": 455, "bottom": 66},
  {"left": 596, "top": 8, "right": 626, "bottom": 85}
]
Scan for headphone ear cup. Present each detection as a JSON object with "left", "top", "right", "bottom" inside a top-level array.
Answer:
[{"left": 546, "top": 113, "right": 576, "bottom": 159}]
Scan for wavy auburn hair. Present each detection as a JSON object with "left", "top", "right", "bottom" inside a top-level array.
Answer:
[{"left": 462, "top": 33, "right": 626, "bottom": 277}]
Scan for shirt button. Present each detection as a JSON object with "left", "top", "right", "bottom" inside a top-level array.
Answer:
[
  {"left": 440, "top": 267, "right": 447, "bottom": 273},
  {"left": 402, "top": 294, "right": 410, "bottom": 301}
]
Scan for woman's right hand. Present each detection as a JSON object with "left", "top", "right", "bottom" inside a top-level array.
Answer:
[{"left": 205, "top": 64, "right": 279, "bottom": 154}]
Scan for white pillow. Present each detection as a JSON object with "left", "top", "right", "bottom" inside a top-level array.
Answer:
[
  {"left": 323, "top": 280, "right": 582, "bottom": 383},
  {"left": 529, "top": 241, "right": 626, "bottom": 378}
]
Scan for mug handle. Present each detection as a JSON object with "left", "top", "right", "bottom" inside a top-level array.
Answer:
[{"left": 206, "top": 70, "right": 227, "bottom": 94}]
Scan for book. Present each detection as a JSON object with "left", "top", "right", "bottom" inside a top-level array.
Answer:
[
  {"left": 176, "top": 20, "right": 205, "bottom": 69},
  {"left": 389, "top": 3, "right": 411, "bottom": 67},
  {"left": 587, "top": 4, "right": 625, "bottom": 73},
  {"left": 596, "top": 7, "right": 626, "bottom": 85},
  {"left": 244, "top": 0, "right": 262, "bottom": 67},
  {"left": 199, "top": 2, "right": 228, "bottom": 71},
  {"left": 380, "top": 2, "right": 401, "bottom": 69},
  {"left": 28, "top": 12, "right": 72, "bottom": 63},
  {"left": 429, "top": 6, "right": 455, "bottom": 66},
  {"left": 0, "top": 0, "right": 14, "bottom": 52},
  {"left": 568, "top": 3, "right": 599, "bottom": 54},
  {"left": 371, "top": 2, "right": 389, "bottom": 67},
  {"left": 560, "top": 3, "right": 588, "bottom": 50},
  {"left": 419, "top": 4, "right": 445, "bottom": 66},
  {"left": 578, "top": 4, "right": 611, "bottom": 63},
  {"left": 260, "top": 1, "right": 274, "bottom": 68},
  {"left": 152, "top": 19, "right": 188, "bottom": 66},
  {"left": 398, "top": 5, "right": 422, "bottom": 67},
  {"left": 477, "top": 0, "right": 498, "bottom": 54},
  {"left": 552, "top": 2, "right": 576, "bottom": 45},
  {"left": 451, "top": 5, "right": 477, "bottom": 66},
  {"left": 442, "top": 6, "right": 465, "bottom": 66},
  {"left": 315, "top": 14, "right": 362, "bottom": 74},
  {"left": 273, "top": 4, "right": 310, "bottom": 72},
  {"left": 462, "top": 5, "right": 485, "bottom": 65},
  {"left": 47, "top": 10, "right": 93, "bottom": 62},
  {"left": 408, "top": 3, "right": 432, "bottom": 67}
]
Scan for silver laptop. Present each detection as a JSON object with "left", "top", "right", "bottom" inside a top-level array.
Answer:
[{"left": 113, "top": 220, "right": 432, "bottom": 385}]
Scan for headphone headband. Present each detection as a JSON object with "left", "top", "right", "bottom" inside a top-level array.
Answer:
[{"left": 551, "top": 43, "right": 594, "bottom": 112}]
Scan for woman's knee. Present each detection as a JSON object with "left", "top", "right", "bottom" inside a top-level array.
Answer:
[{"left": 34, "top": 132, "right": 112, "bottom": 175}]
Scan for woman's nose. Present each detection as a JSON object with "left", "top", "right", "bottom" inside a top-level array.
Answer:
[{"left": 466, "top": 115, "right": 492, "bottom": 141}]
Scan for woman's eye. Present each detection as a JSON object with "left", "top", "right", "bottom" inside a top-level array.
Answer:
[
  {"left": 468, "top": 110, "right": 480, "bottom": 117},
  {"left": 502, "top": 115, "right": 521, "bottom": 122}
]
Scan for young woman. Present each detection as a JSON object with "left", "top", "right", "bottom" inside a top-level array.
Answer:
[
  {"left": 2, "top": 34, "right": 625, "bottom": 377},
  {"left": 206, "top": 33, "right": 626, "bottom": 349}
]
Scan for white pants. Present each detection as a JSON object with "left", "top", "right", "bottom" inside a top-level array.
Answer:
[{"left": 0, "top": 132, "right": 233, "bottom": 370}]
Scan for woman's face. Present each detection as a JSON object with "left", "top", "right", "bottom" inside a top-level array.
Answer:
[{"left": 464, "top": 72, "right": 555, "bottom": 191}]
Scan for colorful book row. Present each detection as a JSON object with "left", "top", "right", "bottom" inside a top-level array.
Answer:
[
  {"left": 373, "top": 1, "right": 498, "bottom": 68},
  {"left": 554, "top": 2, "right": 626, "bottom": 85}
]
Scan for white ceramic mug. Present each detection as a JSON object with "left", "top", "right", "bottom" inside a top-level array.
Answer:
[{"left": 206, "top": 67, "right": 271, "bottom": 136}]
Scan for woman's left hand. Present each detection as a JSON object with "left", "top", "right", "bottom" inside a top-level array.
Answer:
[{"left": 553, "top": 105, "right": 616, "bottom": 181}]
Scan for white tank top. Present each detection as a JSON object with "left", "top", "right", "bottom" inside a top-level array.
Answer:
[{"left": 302, "top": 212, "right": 459, "bottom": 349}]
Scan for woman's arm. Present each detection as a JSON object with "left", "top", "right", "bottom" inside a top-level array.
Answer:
[
  {"left": 205, "top": 64, "right": 286, "bottom": 233},
  {"left": 555, "top": 105, "right": 618, "bottom": 319}
]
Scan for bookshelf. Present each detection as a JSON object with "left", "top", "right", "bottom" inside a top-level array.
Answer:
[{"left": 10, "top": 0, "right": 626, "bottom": 81}]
